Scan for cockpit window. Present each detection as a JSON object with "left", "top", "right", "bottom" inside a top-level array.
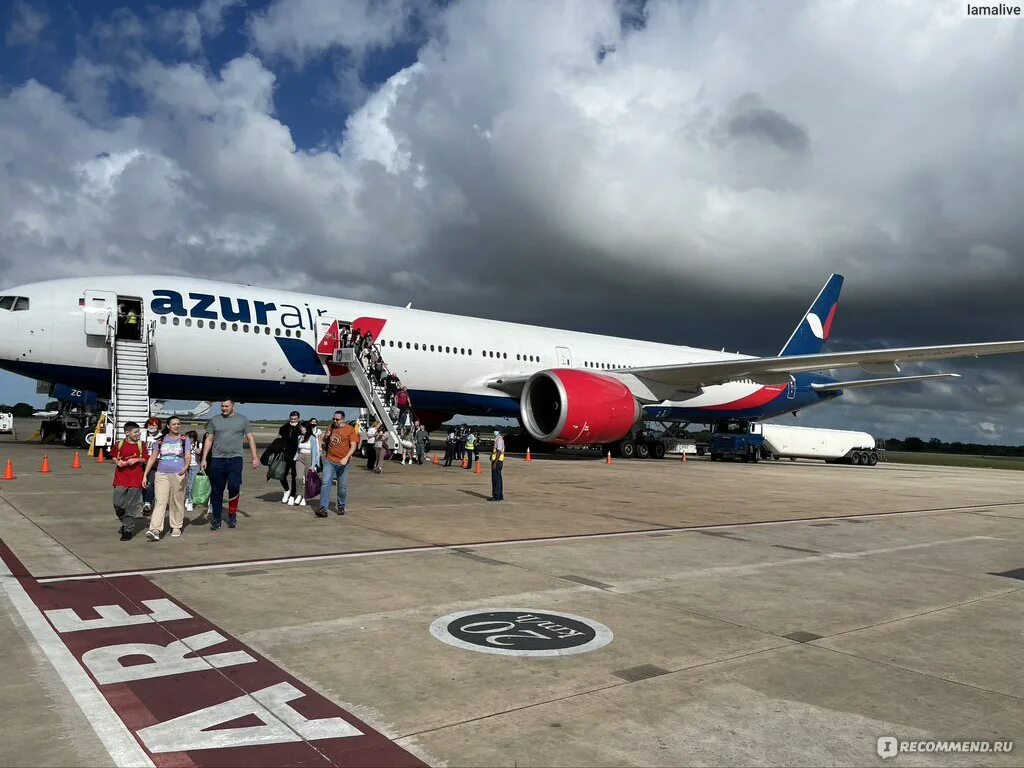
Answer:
[
  {"left": 12, "top": 297, "right": 30, "bottom": 311},
  {"left": 0, "top": 296, "right": 13, "bottom": 310}
]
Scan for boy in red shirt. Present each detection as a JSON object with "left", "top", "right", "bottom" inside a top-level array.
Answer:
[{"left": 110, "top": 421, "right": 148, "bottom": 541}]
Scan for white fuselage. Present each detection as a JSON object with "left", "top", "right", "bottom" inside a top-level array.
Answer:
[{"left": 0, "top": 276, "right": 813, "bottom": 423}]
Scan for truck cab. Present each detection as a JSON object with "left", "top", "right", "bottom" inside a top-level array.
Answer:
[{"left": 709, "top": 420, "right": 764, "bottom": 462}]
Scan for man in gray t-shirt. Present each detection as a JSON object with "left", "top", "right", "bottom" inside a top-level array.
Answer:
[{"left": 201, "top": 400, "right": 259, "bottom": 529}]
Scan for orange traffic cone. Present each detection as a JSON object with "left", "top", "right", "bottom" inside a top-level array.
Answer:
[
  {"left": 72, "top": 452, "right": 82, "bottom": 469},
  {"left": 41, "top": 455, "right": 51, "bottom": 474},
  {"left": 2, "top": 460, "right": 14, "bottom": 480},
  {"left": 681, "top": 451, "right": 687, "bottom": 463},
  {"left": 433, "top": 454, "right": 439, "bottom": 465},
  {"left": 525, "top": 447, "right": 532, "bottom": 463},
  {"left": 606, "top": 451, "right": 613, "bottom": 465},
  {"left": 96, "top": 450, "right": 105, "bottom": 464},
  {"left": 461, "top": 456, "right": 468, "bottom": 469},
  {"left": 474, "top": 461, "right": 481, "bottom": 475}
]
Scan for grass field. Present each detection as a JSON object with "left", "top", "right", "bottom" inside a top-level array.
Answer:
[{"left": 885, "top": 451, "right": 1024, "bottom": 471}]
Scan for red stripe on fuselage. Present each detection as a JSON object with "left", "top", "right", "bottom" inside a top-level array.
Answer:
[{"left": 704, "top": 385, "right": 787, "bottom": 411}]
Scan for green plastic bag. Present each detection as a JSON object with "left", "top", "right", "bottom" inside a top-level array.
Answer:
[
  {"left": 191, "top": 471, "right": 212, "bottom": 507},
  {"left": 267, "top": 454, "right": 288, "bottom": 482}
]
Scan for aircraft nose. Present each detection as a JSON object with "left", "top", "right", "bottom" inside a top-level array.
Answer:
[{"left": 0, "top": 306, "right": 16, "bottom": 365}]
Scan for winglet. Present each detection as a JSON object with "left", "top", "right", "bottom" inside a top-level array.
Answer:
[{"left": 778, "top": 274, "right": 844, "bottom": 357}]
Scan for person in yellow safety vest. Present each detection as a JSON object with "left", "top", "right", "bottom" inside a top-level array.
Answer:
[
  {"left": 465, "top": 430, "right": 476, "bottom": 470},
  {"left": 488, "top": 430, "right": 505, "bottom": 502},
  {"left": 124, "top": 308, "right": 140, "bottom": 339}
]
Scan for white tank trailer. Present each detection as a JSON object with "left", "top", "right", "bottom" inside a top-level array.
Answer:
[{"left": 759, "top": 424, "right": 881, "bottom": 465}]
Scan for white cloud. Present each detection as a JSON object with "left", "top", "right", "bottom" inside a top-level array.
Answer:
[
  {"left": 1, "top": 0, "right": 1024, "bottom": 437},
  {"left": 250, "top": 0, "right": 415, "bottom": 64},
  {"left": 5, "top": 0, "right": 48, "bottom": 46}
]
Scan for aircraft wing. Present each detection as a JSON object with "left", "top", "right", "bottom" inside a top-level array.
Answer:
[
  {"left": 625, "top": 340, "right": 1024, "bottom": 392},
  {"left": 486, "top": 340, "right": 1024, "bottom": 402},
  {"left": 808, "top": 373, "right": 961, "bottom": 392}
]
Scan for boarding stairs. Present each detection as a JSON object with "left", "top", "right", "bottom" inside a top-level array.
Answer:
[
  {"left": 315, "top": 318, "right": 407, "bottom": 448},
  {"left": 337, "top": 348, "right": 406, "bottom": 448},
  {"left": 110, "top": 338, "right": 152, "bottom": 442}
]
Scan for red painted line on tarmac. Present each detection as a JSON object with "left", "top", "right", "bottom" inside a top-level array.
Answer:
[{"left": 0, "top": 538, "right": 425, "bottom": 767}]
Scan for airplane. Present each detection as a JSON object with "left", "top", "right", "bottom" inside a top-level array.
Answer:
[
  {"left": 149, "top": 400, "right": 212, "bottom": 420},
  {"left": 0, "top": 274, "right": 1022, "bottom": 449}
]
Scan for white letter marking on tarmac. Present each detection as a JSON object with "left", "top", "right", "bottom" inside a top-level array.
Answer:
[
  {"left": 46, "top": 598, "right": 191, "bottom": 633},
  {"left": 138, "top": 682, "right": 363, "bottom": 753},
  {"left": 82, "top": 630, "right": 256, "bottom": 684}
]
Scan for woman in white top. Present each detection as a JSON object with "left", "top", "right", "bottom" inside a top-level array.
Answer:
[
  {"left": 292, "top": 421, "right": 321, "bottom": 507},
  {"left": 372, "top": 421, "right": 387, "bottom": 474}
]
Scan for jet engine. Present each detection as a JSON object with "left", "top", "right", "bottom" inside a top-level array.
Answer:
[{"left": 519, "top": 369, "right": 640, "bottom": 446}]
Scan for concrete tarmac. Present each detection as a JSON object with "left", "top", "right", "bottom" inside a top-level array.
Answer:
[{"left": 0, "top": 431, "right": 1022, "bottom": 767}]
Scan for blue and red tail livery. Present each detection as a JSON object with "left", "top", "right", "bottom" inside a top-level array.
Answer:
[{"left": 778, "top": 273, "right": 843, "bottom": 357}]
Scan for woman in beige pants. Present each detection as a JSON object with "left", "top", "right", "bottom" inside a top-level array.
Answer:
[{"left": 142, "top": 416, "right": 193, "bottom": 541}]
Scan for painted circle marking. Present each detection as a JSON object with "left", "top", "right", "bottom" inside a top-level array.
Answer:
[{"left": 430, "top": 609, "right": 613, "bottom": 657}]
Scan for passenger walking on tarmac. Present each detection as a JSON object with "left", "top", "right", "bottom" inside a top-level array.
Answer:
[
  {"left": 309, "top": 417, "right": 323, "bottom": 443},
  {"left": 293, "top": 421, "right": 321, "bottom": 508},
  {"left": 318, "top": 410, "right": 359, "bottom": 518},
  {"left": 472, "top": 430, "right": 481, "bottom": 463},
  {"left": 142, "top": 416, "right": 192, "bottom": 540},
  {"left": 465, "top": 430, "right": 476, "bottom": 470},
  {"left": 277, "top": 411, "right": 302, "bottom": 504},
  {"left": 184, "top": 430, "right": 202, "bottom": 512},
  {"left": 489, "top": 430, "right": 506, "bottom": 502},
  {"left": 201, "top": 400, "right": 260, "bottom": 530},
  {"left": 372, "top": 422, "right": 387, "bottom": 474},
  {"left": 141, "top": 417, "right": 162, "bottom": 515},
  {"left": 443, "top": 428, "right": 455, "bottom": 466},
  {"left": 111, "top": 421, "right": 148, "bottom": 541},
  {"left": 414, "top": 421, "right": 428, "bottom": 465}
]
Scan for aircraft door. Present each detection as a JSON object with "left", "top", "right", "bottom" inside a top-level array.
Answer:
[
  {"left": 555, "top": 346, "right": 572, "bottom": 367},
  {"left": 787, "top": 377, "right": 797, "bottom": 399},
  {"left": 83, "top": 290, "right": 118, "bottom": 337}
]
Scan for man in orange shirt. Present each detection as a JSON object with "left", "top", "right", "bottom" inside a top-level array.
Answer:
[{"left": 317, "top": 410, "right": 359, "bottom": 518}]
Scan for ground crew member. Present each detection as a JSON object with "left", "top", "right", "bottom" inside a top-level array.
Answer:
[
  {"left": 443, "top": 428, "right": 455, "bottom": 466},
  {"left": 124, "top": 306, "right": 140, "bottom": 339},
  {"left": 465, "top": 430, "right": 476, "bottom": 470},
  {"left": 489, "top": 429, "right": 505, "bottom": 501}
]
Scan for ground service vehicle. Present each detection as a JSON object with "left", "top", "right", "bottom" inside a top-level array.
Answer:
[
  {"left": 709, "top": 421, "right": 764, "bottom": 462},
  {"left": 0, "top": 412, "right": 13, "bottom": 434},
  {"left": 760, "top": 423, "right": 881, "bottom": 465},
  {"left": 40, "top": 401, "right": 108, "bottom": 448}
]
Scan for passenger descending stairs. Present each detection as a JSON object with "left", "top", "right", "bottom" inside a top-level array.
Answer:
[
  {"left": 112, "top": 338, "right": 151, "bottom": 442},
  {"left": 336, "top": 347, "right": 406, "bottom": 448}
]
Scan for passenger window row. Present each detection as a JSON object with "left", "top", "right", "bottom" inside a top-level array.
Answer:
[
  {"left": 0, "top": 296, "right": 30, "bottom": 311},
  {"left": 383, "top": 338, "right": 548, "bottom": 364},
  {"left": 158, "top": 315, "right": 302, "bottom": 339},
  {"left": 584, "top": 361, "right": 625, "bottom": 370}
]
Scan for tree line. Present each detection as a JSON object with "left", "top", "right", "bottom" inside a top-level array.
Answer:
[{"left": 884, "top": 437, "right": 1024, "bottom": 456}]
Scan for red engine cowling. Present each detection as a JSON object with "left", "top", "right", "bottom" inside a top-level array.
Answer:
[{"left": 520, "top": 369, "right": 640, "bottom": 446}]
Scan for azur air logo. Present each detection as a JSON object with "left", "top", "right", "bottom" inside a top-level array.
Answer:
[{"left": 150, "top": 290, "right": 328, "bottom": 331}]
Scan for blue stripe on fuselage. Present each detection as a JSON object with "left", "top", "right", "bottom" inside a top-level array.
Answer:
[{"left": 0, "top": 361, "right": 841, "bottom": 424}]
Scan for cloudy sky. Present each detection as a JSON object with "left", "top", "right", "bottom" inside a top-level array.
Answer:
[{"left": 1, "top": 0, "right": 1022, "bottom": 441}]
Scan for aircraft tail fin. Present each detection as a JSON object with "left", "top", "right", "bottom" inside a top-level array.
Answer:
[{"left": 778, "top": 274, "right": 844, "bottom": 357}]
